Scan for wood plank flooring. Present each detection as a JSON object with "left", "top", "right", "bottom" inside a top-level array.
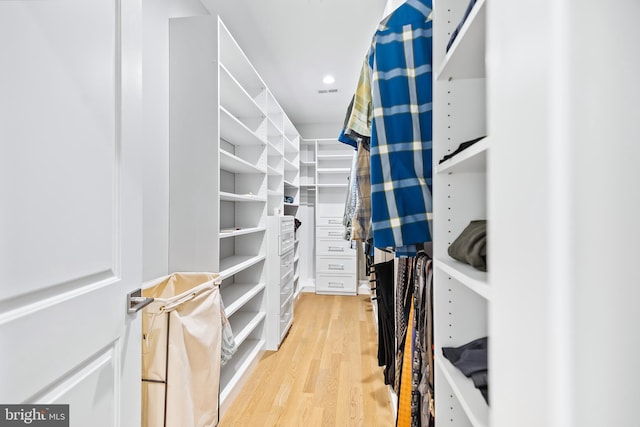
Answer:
[{"left": 219, "top": 293, "right": 394, "bottom": 427}]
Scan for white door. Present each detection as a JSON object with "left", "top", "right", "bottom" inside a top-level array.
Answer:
[{"left": 0, "top": 1, "right": 143, "bottom": 426}]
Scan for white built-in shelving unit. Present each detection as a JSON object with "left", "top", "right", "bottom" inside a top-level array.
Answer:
[
  {"left": 433, "top": 0, "right": 489, "bottom": 426},
  {"left": 168, "top": 15, "right": 299, "bottom": 413},
  {"left": 314, "top": 138, "right": 357, "bottom": 295},
  {"left": 298, "top": 139, "right": 317, "bottom": 293}
]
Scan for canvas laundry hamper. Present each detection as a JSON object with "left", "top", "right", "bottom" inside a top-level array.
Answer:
[{"left": 141, "top": 272, "right": 222, "bottom": 427}]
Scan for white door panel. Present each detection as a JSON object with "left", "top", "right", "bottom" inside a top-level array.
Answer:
[
  {"left": 0, "top": 0, "right": 142, "bottom": 425},
  {"left": 0, "top": 0, "right": 117, "bottom": 298}
]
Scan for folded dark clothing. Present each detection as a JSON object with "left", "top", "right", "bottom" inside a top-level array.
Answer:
[
  {"left": 443, "top": 337, "right": 490, "bottom": 405},
  {"left": 471, "top": 370, "right": 488, "bottom": 388},
  {"left": 448, "top": 220, "right": 487, "bottom": 271},
  {"left": 442, "top": 336, "right": 488, "bottom": 367},
  {"left": 452, "top": 349, "right": 487, "bottom": 376},
  {"left": 438, "top": 136, "right": 486, "bottom": 164}
]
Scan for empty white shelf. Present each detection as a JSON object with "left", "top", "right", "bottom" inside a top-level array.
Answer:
[
  {"left": 436, "top": 358, "right": 488, "bottom": 427},
  {"left": 229, "top": 311, "right": 266, "bottom": 347},
  {"left": 220, "top": 150, "right": 266, "bottom": 174},
  {"left": 221, "top": 282, "right": 266, "bottom": 316},
  {"left": 220, "top": 63, "right": 263, "bottom": 119},
  {"left": 219, "top": 254, "right": 266, "bottom": 279},
  {"left": 219, "top": 226, "right": 266, "bottom": 238},
  {"left": 219, "top": 192, "right": 266, "bottom": 202},
  {"left": 219, "top": 106, "right": 265, "bottom": 147}
]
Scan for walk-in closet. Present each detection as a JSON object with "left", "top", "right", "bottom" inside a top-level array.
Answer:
[{"left": 2, "top": 0, "right": 639, "bottom": 426}]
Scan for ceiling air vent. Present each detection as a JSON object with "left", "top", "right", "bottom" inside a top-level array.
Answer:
[{"left": 317, "top": 89, "right": 339, "bottom": 94}]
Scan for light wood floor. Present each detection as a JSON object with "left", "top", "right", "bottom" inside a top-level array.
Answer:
[{"left": 220, "top": 293, "right": 394, "bottom": 427}]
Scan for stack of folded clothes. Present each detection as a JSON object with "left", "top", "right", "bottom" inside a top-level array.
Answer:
[{"left": 442, "top": 337, "right": 489, "bottom": 403}]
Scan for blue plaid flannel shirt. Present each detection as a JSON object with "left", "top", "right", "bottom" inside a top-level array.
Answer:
[{"left": 369, "top": 0, "right": 434, "bottom": 257}]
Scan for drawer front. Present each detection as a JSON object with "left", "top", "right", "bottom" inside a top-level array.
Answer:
[
  {"left": 316, "top": 226, "right": 345, "bottom": 239},
  {"left": 279, "top": 301, "right": 293, "bottom": 332},
  {"left": 317, "top": 217, "right": 343, "bottom": 227},
  {"left": 280, "top": 278, "right": 294, "bottom": 304},
  {"left": 280, "top": 230, "right": 295, "bottom": 254},
  {"left": 281, "top": 249, "right": 294, "bottom": 273},
  {"left": 316, "top": 238, "right": 353, "bottom": 256},
  {"left": 316, "top": 273, "right": 357, "bottom": 294},
  {"left": 280, "top": 268, "right": 293, "bottom": 289},
  {"left": 316, "top": 256, "right": 356, "bottom": 274},
  {"left": 280, "top": 216, "right": 295, "bottom": 233}
]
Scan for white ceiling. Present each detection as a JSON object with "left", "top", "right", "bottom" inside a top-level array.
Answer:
[{"left": 201, "top": 0, "right": 388, "bottom": 132}]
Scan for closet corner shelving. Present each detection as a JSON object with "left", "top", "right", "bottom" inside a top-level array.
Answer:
[
  {"left": 298, "top": 139, "right": 317, "bottom": 294},
  {"left": 168, "top": 15, "right": 299, "bottom": 413},
  {"left": 315, "top": 138, "right": 357, "bottom": 295},
  {"left": 432, "top": 0, "right": 489, "bottom": 426}
]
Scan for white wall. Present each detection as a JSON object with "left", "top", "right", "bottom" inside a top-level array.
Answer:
[
  {"left": 489, "top": 1, "right": 640, "bottom": 426},
  {"left": 141, "top": 0, "right": 209, "bottom": 281},
  {"left": 297, "top": 122, "right": 342, "bottom": 140}
]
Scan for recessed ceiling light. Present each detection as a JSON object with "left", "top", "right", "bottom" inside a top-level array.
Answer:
[{"left": 322, "top": 75, "right": 335, "bottom": 85}]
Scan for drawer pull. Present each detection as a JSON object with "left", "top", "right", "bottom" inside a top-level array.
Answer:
[
  {"left": 328, "top": 264, "right": 344, "bottom": 270},
  {"left": 328, "top": 232, "right": 342, "bottom": 237},
  {"left": 328, "top": 246, "right": 344, "bottom": 252},
  {"left": 328, "top": 219, "right": 341, "bottom": 224},
  {"left": 328, "top": 281, "right": 344, "bottom": 288}
]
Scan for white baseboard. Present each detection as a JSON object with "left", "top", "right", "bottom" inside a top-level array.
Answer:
[{"left": 358, "top": 280, "right": 370, "bottom": 295}]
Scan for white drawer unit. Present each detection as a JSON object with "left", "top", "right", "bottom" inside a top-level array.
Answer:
[
  {"left": 314, "top": 140, "right": 357, "bottom": 296},
  {"left": 316, "top": 217, "right": 344, "bottom": 227},
  {"left": 316, "top": 273, "right": 357, "bottom": 294},
  {"left": 317, "top": 256, "right": 357, "bottom": 275},
  {"left": 316, "top": 226, "right": 346, "bottom": 239},
  {"left": 316, "top": 238, "right": 351, "bottom": 255},
  {"left": 266, "top": 215, "right": 296, "bottom": 350},
  {"left": 315, "top": 212, "right": 357, "bottom": 295}
]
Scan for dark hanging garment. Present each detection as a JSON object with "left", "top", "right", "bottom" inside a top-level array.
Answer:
[{"left": 371, "top": 259, "right": 396, "bottom": 385}]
